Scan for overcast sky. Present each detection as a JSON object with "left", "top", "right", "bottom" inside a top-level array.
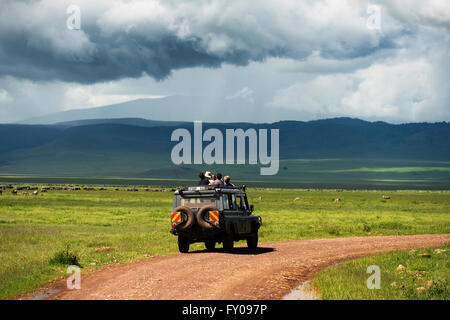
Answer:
[{"left": 0, "top": 0, "right": 449, "bottom": 123}]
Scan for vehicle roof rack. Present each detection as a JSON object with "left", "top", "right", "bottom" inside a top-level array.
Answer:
[{"left": 178, "top": 185, "right": 246, "bottom": 191}]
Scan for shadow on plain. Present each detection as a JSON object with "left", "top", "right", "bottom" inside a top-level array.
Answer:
[{"left": 190, "top": 246, "right": 275, "bottom": 255}]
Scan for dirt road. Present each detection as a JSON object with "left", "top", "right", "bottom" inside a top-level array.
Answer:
[{"left": 46, "top": 234, "right": 449, "bottom": 300}]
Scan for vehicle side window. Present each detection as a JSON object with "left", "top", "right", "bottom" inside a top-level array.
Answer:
[
  {"left": 222, "top": 196, "right": 230, "bottom": 210},
  {"left": 231, "top": 194, "right": 237, "bottom": 210},
  {"left": 237, "top": 196, "right": 247, "bottom": 210},
  {"left": 221, "top": 194, "right": 239, "bottom": 210}
]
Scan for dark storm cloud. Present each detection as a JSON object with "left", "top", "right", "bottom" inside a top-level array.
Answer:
[
  {"left": 0, "top": 31, "right": 222, "bottom": 83},
  {"left": 0, "top": 0, "right": 407, "bottom": 84}
]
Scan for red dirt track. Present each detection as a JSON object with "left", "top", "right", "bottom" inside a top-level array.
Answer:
[{"left": 45, "top": 234, "right": 449, "bottom": 300}]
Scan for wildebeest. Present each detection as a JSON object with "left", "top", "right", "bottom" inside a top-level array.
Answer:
[
  {"left": 382, "top": 195, "right": 391, "bottom": 199},
  {"left": 334, "top": 198, "right": 342, "bottom": 203},
  {"left": 33, "top": 190, "right": 39, "bottom": 196},
  {"left": 12, "top": 190, "right": 17, "bottom": 195}
]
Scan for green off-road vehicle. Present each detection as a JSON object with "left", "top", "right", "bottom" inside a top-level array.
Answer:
[{"left": 170, "top": 186, "right": 261, "bottom": 253}]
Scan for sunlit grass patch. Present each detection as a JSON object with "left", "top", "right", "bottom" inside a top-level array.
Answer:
[
  {"left": 325, "top": 167, "right": 450, "bottom": 173},
  {"left": 312, "top": 243, "right": 450, "bottom": 300}
]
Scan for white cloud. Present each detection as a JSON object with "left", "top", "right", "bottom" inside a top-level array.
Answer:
[
  {"left": 265, "top": 6, "right": 450, "bottom": 124},
  {"left": 376, "top": 0, "right": 450, "bottom": 30},
  {"left": 341, "top": 60, "right": 435, "bottom": 121},
  {"left": 267, "top": 55, "right": 449, "bottom": 123}
]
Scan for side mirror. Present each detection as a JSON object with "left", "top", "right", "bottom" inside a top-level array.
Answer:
[{"left": 250, "top": 204, "right": 254, "bottom": 212}]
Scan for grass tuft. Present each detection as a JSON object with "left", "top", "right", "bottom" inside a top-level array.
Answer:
[{"left": 49, "top": 245, "right": 80, "bottom": 266}]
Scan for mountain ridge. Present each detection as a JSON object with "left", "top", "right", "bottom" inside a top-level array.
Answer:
[
  {"left": 16, "top": 96, "right": 445, "bottom": 126},
  {"left": 1, "top": 117, "right": 449, "bottom": 188}
]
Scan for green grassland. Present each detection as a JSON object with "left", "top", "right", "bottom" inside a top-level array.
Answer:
[
  {"left": 0, "top": 187, "right": 449, "bottom": 299},
  {"left": 313, "top": 243, "right": 450, "bottom": 300},
  {"left": 1, "top": 158, "right": 449, "bottom": 190}
]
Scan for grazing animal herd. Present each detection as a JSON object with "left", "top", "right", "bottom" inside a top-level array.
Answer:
[
  {"left": 291, "top": 195, "right": 392, "bottom": 203},
  {"left": 0, "top": 185, "right": 175, "bottom": 196},
  {"left": 0, "top": 185, "right": 394, "bottom": 206}
]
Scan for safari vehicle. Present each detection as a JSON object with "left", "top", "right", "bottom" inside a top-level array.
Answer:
[{"left": 170, "top": 186, "right": 261, "bottom": 253}]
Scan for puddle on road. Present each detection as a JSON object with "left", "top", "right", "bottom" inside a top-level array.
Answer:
[
  {"left": 282, "top": 281, "right": 318, "bottom": 300},
  {"left": 28, "top": 289, "right": 60, "bottom": 300}
]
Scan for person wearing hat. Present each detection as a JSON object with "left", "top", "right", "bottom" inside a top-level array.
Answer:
[
  {"left": 204, "top": 171, "right": 215, "bottom": 184},
  {"left": 205, "top": 171, "right": 215, "bottom": 184},
  {"left": 198, "top": 172, "right": 209, "bottom": 186}
]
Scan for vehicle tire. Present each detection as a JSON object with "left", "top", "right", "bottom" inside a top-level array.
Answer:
[
  {"left": 223, "top": 233, "right": 234, "bottom": 252},
  {"left": 246, "top": 233, "right": 258, "bottom": 250},
  {"left": 173, "top": 206, "right": 195, "bottom": 231},
  {"left": 196, "top": 206, "right": 219, "bottom": 230},
  {"left": 205, "top": 240, "right": 216, "bottom": 251},
  {"left": 178, "top": 236, "right": 190, "bottom": 253}
]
